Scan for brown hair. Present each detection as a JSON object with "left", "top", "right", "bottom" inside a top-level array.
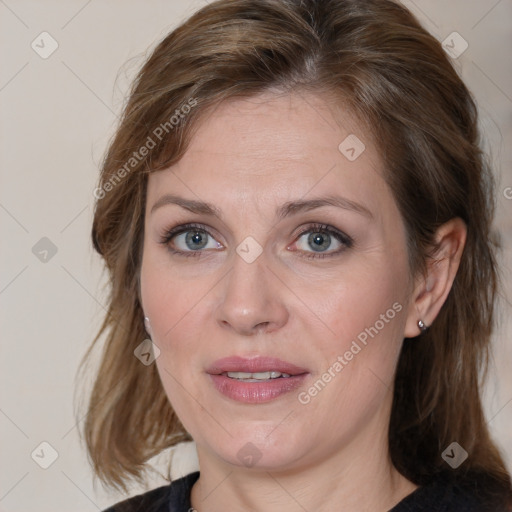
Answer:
[{"left": 85, "top": 0, "right": 512, "bottom": 503}]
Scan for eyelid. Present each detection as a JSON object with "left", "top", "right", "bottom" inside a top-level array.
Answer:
[
  {"left": 159, "top": 222, "right": 220, "bottom": 245},
  {"left": 288, "top": 223, "right": 353, "bottom": 259},
  {"left": 293, "top": 223, "right": 353, "bottom": 246},
  {"left": 158, "top": 222, "right": 223, "bottom": 258}
]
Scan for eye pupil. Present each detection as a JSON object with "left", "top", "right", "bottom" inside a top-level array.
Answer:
[
  {"left": 186, "top": 230, "right": 208, "bottom": 250},
  {"left": 308, "top": 232, "right": 331, "bottom": 252}
]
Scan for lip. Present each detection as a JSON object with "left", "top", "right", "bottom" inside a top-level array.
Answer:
[
  {"left": 206, "top": 356, "right": 309, "bottom": 404},
  {"left": 206, "top": 356, "right": 309, "bottom": 376}
]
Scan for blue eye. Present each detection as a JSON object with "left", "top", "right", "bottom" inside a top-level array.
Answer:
[
  {"left": 291, "top": 224, "right": 353, "bottom": 258},
  {"left": 160, "top": 222, "right": 353, "bottom": 259},
  {"left": 302, "top": 231, "right": 337, "bottom": 252},
  {"left": 175, "top": 229, "right": 214, "bottom": 251},
  {"left": 160, "top": 223, "right": 222, "bottom": 257}
]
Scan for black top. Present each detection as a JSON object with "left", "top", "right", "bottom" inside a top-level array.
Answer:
[{"left": 103, "top": 470, "right": 508, "bottom": 511}]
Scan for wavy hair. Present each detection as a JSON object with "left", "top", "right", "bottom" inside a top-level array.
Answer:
[{"left": 85, "top": 0, "right": 511, "bottom": 505}]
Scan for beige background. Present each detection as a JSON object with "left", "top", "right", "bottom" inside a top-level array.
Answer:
[{"left": 0, "top": 0, "right": 511, "bottom": 510}]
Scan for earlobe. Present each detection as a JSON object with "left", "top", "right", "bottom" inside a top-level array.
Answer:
[{"left": 404, "top": 217, "right": 467, "bottom": 338}]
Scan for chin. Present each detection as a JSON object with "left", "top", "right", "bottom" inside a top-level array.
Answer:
[{"left": 204, "top": 429, "right": 307, "bottom": 471}]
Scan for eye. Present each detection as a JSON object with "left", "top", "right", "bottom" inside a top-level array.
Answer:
[
  {"left": 160, "top": 223, "right": 223, "bottom": 257},
  {"left": 289, "top": 224, "right": 353, "bottom": 259},
  {"left": 160, "top": 222, "right": 352, "bottom": 260}
]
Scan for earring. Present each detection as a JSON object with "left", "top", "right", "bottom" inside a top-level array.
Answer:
[
  {"left": 418, "top": 319, "right": 428, "bottom": 332},
  {"left": 144, "top": 316, "right": 151, "bottom": 335}
]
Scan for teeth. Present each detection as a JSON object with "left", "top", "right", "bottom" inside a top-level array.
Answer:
[{"left": 226, "top": 371, "right": 291, "bottom": 380}]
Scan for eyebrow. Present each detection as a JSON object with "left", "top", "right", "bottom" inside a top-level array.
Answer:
[{"left": 150, "top": 193, "right": 373, "bottom": 220}]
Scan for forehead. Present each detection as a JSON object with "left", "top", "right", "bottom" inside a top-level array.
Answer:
[
  {"left": 183, "top": 92, "right": 375, "bottom": 168},
  {"left": 146, "top": 92, "right": 390, "bottom": 217}
]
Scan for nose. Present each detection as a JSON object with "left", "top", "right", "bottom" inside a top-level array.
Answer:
[{"left": 215, "top": 249, "right": 289, "bottom": 336}]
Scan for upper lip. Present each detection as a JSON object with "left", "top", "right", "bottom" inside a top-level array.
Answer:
[{"left": 206, "top": 356, "right": 309, "bottom": 376}]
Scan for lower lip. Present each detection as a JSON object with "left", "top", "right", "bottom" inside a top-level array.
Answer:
[{"left": 209, "top": 374, "right": 308, "bottom": 403}]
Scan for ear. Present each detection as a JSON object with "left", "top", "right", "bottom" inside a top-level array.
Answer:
[{"left": 404, "top": 217, "right": 467, "bottom": 338}]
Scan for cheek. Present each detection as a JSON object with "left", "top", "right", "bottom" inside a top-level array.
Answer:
[
  {"left": 299, "top": 253, "right": 409, "bottom": 349},
  {"left": 295, "top": 277, "right": 406, "bottom": 438},
  {"left": 139, "top": 247, "right": 215, "bottom": 346},
  {"left": 297, "top": 254, "right": 409, "bottom": 413},
  {"left": 140, "top": 253, "right": 210, "bottom": 435}
]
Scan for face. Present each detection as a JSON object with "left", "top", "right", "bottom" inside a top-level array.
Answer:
[{"left": 140, "top": 92, "right": 415, "bottom": 472}]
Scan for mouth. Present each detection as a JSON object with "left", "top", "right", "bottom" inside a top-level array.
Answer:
[
  {"left": 220, "top": 370, "right": 293, "bottom": 382},
  {"left": 206, "top": 356, "right": 309, "bottom": 403},
  {"left": 206, "top": 355, "right": 308, "bottom": 377}
]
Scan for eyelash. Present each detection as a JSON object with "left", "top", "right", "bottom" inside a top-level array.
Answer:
[{"left": 159, "top": 222, "right": 353, "bottom": 260}]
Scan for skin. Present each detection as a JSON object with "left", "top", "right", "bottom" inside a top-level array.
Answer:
[{"left": 140, "top": 92, "right": 466, "bottom": 512}]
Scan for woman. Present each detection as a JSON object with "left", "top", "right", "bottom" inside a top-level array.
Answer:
[{"left": 86, "top": 0, "right": 512, "bottom": 510}]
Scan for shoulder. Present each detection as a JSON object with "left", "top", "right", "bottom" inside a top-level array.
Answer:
[
  {"left": 102, "top": 472, "right": 200, "bottom": 512},
  {"left": 391, "top": 471, "right": 512, "bottom": 512},
  {"left": 102, "top": 485, "right": 170, "bottom": 512}
]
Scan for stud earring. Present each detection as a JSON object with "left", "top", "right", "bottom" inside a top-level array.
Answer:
[
  {"left": 144, "top": 316, "right": 151, "bottom": 334},
  {"left": 418, "top": 319, "right": 428, "bottom": 332}
]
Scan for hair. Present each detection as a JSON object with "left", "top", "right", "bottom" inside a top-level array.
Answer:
[{"left": 85, "top": 0, "right": 512, "bottom": 505}]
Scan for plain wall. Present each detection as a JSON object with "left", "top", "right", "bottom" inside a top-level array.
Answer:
[{"left": 1, "top": 1, "right": 511, "bottom": 510}]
